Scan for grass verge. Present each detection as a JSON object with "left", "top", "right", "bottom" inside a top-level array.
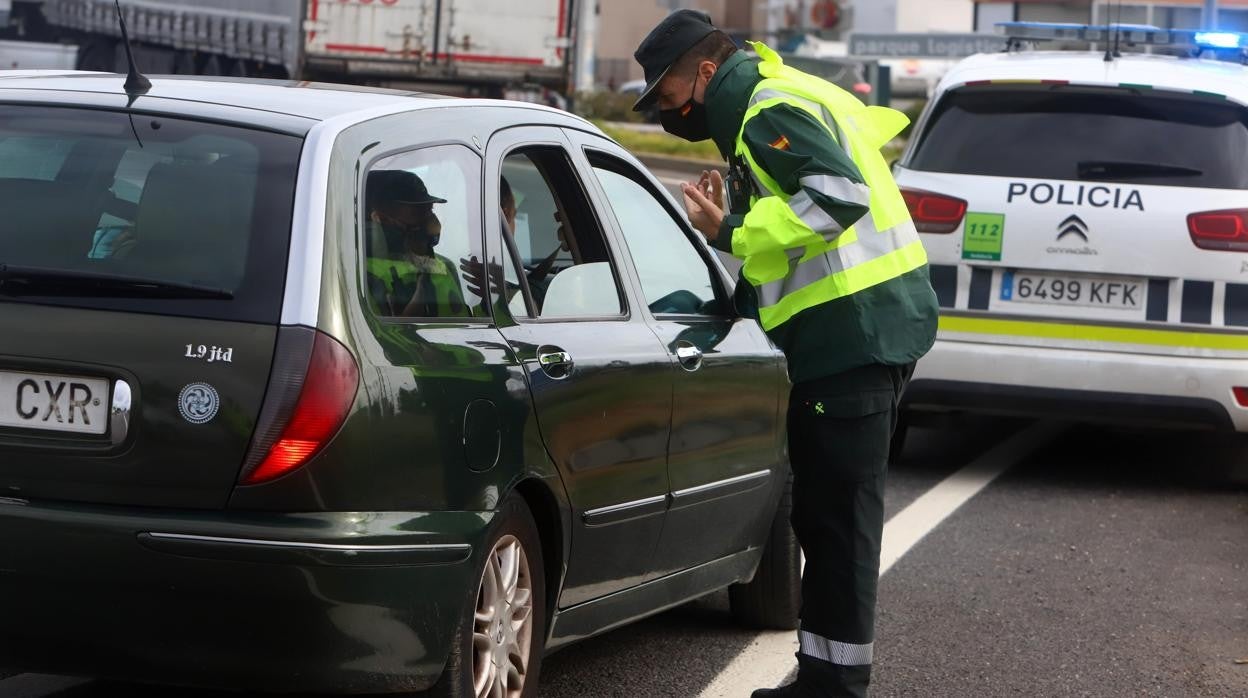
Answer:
[
  {"left": 596, "top": 122, "right": 908, "bottom": 170},
  {"left": 595, "top": 121, "right": 721, "bottom": 162}
]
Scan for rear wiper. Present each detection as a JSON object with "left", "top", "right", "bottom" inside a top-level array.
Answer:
[
  {"left": 1077, "top": 160, "right": 1203, "bottom": 180},
  {"left": 0, "top": 264, "right": 233, "bottom": 300}
]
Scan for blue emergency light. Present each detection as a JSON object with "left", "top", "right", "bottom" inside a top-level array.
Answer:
[
  {"left": 1193, "top": 31, "right": 1244, "bottom": 50},
  {"left": 997, "top": 21, "right": 1248, "bottom": 57}
]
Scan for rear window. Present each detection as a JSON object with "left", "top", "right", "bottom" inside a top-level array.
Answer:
[
  {"left": 908, "top": 86, "right": 1248, "bottom": 189},
  {"left": 0, "top": 106, "right": 301, "bottom": 322}
]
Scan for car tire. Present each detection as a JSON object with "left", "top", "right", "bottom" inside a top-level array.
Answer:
[
  {"left": 729, "top": 471, "right": 800, "bottom": 630},
  {"left": 427, "top": 495, "right": 546, "bottom": 698}
]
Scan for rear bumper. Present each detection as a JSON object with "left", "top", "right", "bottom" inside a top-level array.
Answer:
[
  {"left": 908, "top": 338, "right": 1247, "bottom": 431},
  {"left": 0, "top": 499, "right": 492, "bottom": 693}
]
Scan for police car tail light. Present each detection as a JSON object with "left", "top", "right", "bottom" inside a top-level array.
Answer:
[
  {"left": 238, "top": 330, "right": 359, "bottom": 486},
  {"left": 901, "top": 188, "right": 967, "bottom": 234},
  {"left": 1233, "top": 387, "right": 1248, "bottom": 408},
  {"left": 1187, "top": 209, "right": 1248, "bottom": 252}
]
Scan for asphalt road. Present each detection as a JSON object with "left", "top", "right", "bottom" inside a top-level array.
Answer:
[{"left": 3, "top": 417, "right": 1244, "bottom": 697}]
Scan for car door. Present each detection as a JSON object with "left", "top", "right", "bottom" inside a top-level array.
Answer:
[
  {"left": 568, "top": 130, "right": 789, "bottom": 574},
  {"left": 482, "top": 125, "right": 674, "bottom": 608}
]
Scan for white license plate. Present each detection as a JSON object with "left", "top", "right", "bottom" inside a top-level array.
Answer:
[
  {"left": 1000, "top": 270, "right": 1145, "bottom": 311},
  {"left": 0, "top": 371, "right": 110, "bottom": 435}
]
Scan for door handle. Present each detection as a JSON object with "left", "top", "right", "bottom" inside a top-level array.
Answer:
[
  {"left": 674, "top": 342, "right": 703, "bottom": 372},
  {"left": 537, "top": 349, "right": 574, "bottom": 379}
]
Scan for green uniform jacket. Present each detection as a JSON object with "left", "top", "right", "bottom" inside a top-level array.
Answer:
[
  {"left": 704, "top": 50, "right": 938, "bottom": 384},
  {"left": 367, "top": 253, "right": 471, "bottom": 319}
]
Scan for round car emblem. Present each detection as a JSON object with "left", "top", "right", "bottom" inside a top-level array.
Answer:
[{"left": 178, "top": 383, "right": 220, "bottom": 425}]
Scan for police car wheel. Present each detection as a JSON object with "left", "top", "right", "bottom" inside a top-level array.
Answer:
[
  {"left": 729, "top": 470, "right": 800, "bottom": 630},
  {"left": 428, "top": 496, "right": 546, "bottom": 698}
]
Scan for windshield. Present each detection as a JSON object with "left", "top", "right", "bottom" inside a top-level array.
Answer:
[
  {"left": 0, "top": 106, "right": 301, "bottom": 322},
  {"left": 908, "top": 86, "right": 1248, "bottom": 189}
]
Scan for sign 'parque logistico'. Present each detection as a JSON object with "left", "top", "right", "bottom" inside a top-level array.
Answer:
[{"left": 849, "top": 33, "right": 1008, "bottom": 58}]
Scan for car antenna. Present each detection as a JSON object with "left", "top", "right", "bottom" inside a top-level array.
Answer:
[
  {"left": 114, "top": 0, "right": 151, "bottom": 104},
  {"left": 1108, "top": 0, "right": 1128, "bottom": 61},
  {"left": 1110, "top": 0, "right": 1125, "bottom": 61}
]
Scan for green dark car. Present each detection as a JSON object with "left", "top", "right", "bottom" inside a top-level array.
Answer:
[{"left": 0, "top": 73, "right": 796, "bottom": 696}]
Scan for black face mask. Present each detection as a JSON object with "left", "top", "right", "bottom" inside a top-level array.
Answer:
[
  {"left": 381, "top": 215, "right": 440, "bottom": 251},
  {"left": 659, "top": 70, "right": 711, "bottom": 142}
]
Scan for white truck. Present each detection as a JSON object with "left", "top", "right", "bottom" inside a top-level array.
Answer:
[{"left": 7, "top": 0, "right": 576, "bottom": 96}]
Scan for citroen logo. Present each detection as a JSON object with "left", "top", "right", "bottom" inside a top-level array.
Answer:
[{"left": 1058, "top": 215, "right": 1089, "bottom": 242}]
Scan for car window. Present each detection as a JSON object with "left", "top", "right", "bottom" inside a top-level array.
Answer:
[
  {"left": 0, "top": 106, "right": 300, "bottom": 323},
  {"left": 909, "top": 86, "right": 1248, "bottom": 189},
  {"left": 587, "top": 153, "right": 722, "bottom": 316},
  {"left": 495, "top": 148, "right": 624, "bottom": 319},
  {"left": 362, "top": 144, "right": 486, "bottom": 320}
]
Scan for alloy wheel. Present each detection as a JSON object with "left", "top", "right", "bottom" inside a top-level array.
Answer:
[{"left": 472, "top": 534, "right": 534, "bottom": 698}]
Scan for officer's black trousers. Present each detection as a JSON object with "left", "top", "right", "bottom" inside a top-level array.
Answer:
[{"left": 787, "top": 362, "right": 913, "bottom": 698}]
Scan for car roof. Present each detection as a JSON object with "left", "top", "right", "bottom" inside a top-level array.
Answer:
[
  {"left": 938, "top": 51, "right": 1248, "bottom": 104},
  {"left": 0, "top": 71, "right": 590, "bottom": 134}
]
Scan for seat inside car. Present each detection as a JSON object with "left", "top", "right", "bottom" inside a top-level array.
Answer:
[
  {"left": 129, "top": 158, "right": 250, "bottom": 287},
  {"left": 538, "top": 261, "right": 618, "bottom": 317}
]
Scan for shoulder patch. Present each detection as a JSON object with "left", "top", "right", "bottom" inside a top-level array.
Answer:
[{"left": 770, "top": 134, "right": 791, "bottom": 151}]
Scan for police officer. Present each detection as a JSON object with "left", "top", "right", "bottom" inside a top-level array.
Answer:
[{"left": 632, "top": 11, "right": 938, "bottom": 697}]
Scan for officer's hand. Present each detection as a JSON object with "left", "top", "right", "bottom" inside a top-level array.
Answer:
[
  {"left": 460, "top": 256, "right": 487, "bottom": 298},
  {"left": 460, "top": 255, "right": 504, "bottom": 299},
  {"left": 682, "top": 182, "right": 724, "bottom": 242},
  {"left": 697, "top": 169, "right": 725, "bottom": 211}
]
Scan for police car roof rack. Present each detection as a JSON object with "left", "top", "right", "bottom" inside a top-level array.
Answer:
[{"left": 997, "top": 21, "right": 1248, "bottom": 64}]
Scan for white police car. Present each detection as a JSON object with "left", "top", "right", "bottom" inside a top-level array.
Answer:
[{"left": 894, "top": 23, "right": 1248, "bottom": 432}]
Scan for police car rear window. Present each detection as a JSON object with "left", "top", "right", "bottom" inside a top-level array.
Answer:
[
  {"left": 0, "top": 106, "right": 300, "bottom": 323},
  {"left": 908, "top": 86, "right": 1248, "bottom": 190}
]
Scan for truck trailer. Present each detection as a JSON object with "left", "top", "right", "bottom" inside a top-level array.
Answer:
[{"left": 7, "top": 0, "right": 576, "bottom": 97}]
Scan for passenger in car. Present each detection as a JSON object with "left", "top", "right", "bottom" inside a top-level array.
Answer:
[
  {"left": 463, "top": 175, "right": 569, "bottom": 314},
  {"left": 502, "top": 175, "right": 568, "bottom": 305},
  {"left": 365, "top": 169, "right": 470, "bottom": 318}
]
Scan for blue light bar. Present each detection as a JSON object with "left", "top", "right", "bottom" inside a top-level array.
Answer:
[
  {"left": 1195, "top": 32, "right": 1244, "bottom": 50},
  {"left": 998, "top": 21, "right": 1248, "bottom": 54}
]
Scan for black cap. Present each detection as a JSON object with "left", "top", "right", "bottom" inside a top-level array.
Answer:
[
  {"left": 366, "top": 169, "right": 447, "bottom": 210},
  {"left": 632, "top": 9, "right": 718, "bottom": 111}
]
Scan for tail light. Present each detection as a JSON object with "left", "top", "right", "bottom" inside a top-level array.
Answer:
[
  {"left": 901, "top": 188, "right": 968, "bottom": 234},
  {"left": 239, "top": 329, "right": 359, "bottom": 486},
  {"left": 1188, "top": 209, "right": 1248, "bottom": 252},
  {"left": 1234, "top": 387, "right": 1248, "bottom": 408}
]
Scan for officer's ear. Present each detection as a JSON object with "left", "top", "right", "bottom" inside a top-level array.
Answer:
[{"left": 697, "top": 59, "right": 718, "bottom": 83}]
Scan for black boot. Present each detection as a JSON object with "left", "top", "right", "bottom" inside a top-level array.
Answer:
[
  {"left": 752, "top": 655, "right": 871, "bottom": 698},
  {"left": 750, "top": 678, "right": 820, "bottom": 698}
]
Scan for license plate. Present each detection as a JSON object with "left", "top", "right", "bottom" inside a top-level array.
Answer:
[
  {"left": 1000, "top": 270, "right": 1145, "bottom": 311},
  {"left": 0, "top": 371, "right": 110, "bottom": 435}
]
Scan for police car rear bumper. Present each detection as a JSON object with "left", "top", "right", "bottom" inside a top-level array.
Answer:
[{"left": 907, "top": 338, "right": 1248, "bottom": 431}]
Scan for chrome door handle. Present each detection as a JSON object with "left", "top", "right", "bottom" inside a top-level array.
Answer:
[
  {"left": 675, "top": 343, "right": 703, "bottom": 371},
  {"left": 537, "top": 349, "right": 574, "bottom": 379}
]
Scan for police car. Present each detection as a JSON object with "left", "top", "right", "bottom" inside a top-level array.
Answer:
[{"left": 894, "top": 23, "right": 1248, "bottom": 433}]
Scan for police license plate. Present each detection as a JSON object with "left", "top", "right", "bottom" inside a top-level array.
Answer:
[
  {"left": 1000, "top": 270, "right": 1145, "bottom": 311},
  {"left": 0, "top": 371, "right": 110, "bottom": 435}
]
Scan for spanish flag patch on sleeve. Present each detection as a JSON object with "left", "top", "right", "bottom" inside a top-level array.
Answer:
[{"left": 770, "top": 134, "right": 791, "bottom": 151}]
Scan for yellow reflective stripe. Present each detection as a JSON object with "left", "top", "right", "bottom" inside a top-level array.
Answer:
[
  {"left": 734, "top": 196, "right": 827, "bottom": 281},
  {"left": 939, "top": 316, "right": 1248, "bottom": 351},
  {"left": 758, "top": 241, "right": 928, "bottom": 330}
]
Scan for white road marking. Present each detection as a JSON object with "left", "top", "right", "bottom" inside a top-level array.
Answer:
[
  {"left": 698, "top": 421, "right": 1064, "bottom": 698},
  {"left": 0, "top": 674, "right": 94, "bottom": 697},
  {"left": 879, "top": 421, "right": 1065, "bottom": 575}
]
